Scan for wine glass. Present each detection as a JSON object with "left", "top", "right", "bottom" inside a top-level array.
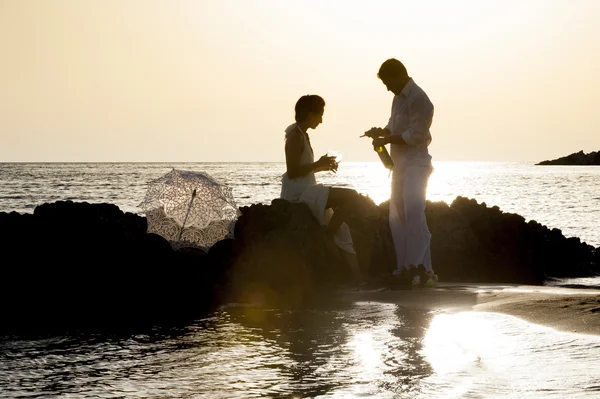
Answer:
[{"left": 326, "top": 150, "right": 342, "bottom": 175}]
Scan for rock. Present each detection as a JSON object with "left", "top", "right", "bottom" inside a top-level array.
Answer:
[
  {"left": 0, "top": 201, "right": 217, "bottom": 332},
  {"left": 226, "top": 199, "right": 345, "bottom": 308},
  {"left": 536, "top": 150, "right": 600, "bottom": 165},
  {"left": 426, "top": 196, "right": 598, "bottom": 283},
  {"left": 0, "top": 195, "right": 598, "bottom": 333}
]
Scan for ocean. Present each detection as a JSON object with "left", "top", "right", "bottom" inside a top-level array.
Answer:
[
  {"left": 1, "top": 161, "right": 599, "bottom": 247},
  {"left": 1, "top": 162, "right": 600, "bottom": 398}
]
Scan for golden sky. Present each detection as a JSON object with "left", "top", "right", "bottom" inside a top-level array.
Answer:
[{"left": 1, "top": 0, "right": 599, "bottom": 162}]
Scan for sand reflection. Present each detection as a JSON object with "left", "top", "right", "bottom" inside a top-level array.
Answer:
[
  {"left": 419, "top": 311, "right": 600, "bottom": 398},
  {"left": 422, "top": 312, "right": 505, "bottom": 375}
]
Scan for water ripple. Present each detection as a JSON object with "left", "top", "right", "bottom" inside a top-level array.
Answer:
[{"left": 2, "top": 302, "right": 599, "bottom": 398}]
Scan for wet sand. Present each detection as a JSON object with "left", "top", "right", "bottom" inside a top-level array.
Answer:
[{"left": 338, "top": 283, "right": 600, "bottom": 335}]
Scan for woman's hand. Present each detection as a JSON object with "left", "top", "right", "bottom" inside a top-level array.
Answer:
[{"left": 316, "top": 154, "right": 339, "bottom": 173}]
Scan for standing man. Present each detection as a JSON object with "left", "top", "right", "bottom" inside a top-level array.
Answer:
[{"left": 365, "top": 58, "right": 437, "bottom": 287}]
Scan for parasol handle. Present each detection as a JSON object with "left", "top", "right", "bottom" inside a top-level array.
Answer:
[{"left": 178, "top": 188, "right": 197, "bottom": 241}]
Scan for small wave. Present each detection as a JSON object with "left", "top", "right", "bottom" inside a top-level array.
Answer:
[
  {"left": 545, "top": 276, "right": 600, "bottom": 290},
  {"left": 552, "top": 283, "right": 600, "bottom": 290},
  {"left": 231, "top": 182, "right": 274, "bottom": 187}
]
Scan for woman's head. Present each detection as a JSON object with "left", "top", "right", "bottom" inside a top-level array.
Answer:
[{"left": 295, "top": 95, "right": 325, "bottom": 129}]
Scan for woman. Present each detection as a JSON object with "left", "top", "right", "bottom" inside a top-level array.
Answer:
[{"left": 281, "top": 94, "right": 363, "bottom": 283}]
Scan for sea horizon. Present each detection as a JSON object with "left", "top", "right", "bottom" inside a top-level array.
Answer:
[
  {"left": 0, "top": 160, "right": 562, "bottom": 164},
  {"left": 2, "top": 161, "right": 599, "bottom": 248}
]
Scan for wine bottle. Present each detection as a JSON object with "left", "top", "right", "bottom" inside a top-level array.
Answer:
[{"left": 374, "top": 145, "right": 394, "bottom": 170}]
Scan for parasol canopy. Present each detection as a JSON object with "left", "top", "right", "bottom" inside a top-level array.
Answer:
[{"left": 138, "top": 169, "right": 241, "bottom": 251}]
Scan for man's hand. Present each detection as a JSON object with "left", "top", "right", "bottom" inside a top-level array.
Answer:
[
  {"left": 363, "top": 127, "right": 385, "bottom": 138},
  {"left": 372, "top": 137, "right": 389, "bottom": 147}
]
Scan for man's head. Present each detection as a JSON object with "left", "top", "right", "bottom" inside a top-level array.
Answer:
[
  {"left": 295, "top": 95, "right": 325, "bottom": 129},
  {"left": 377, "top": 58, "right": 410, "bottom": 95}
]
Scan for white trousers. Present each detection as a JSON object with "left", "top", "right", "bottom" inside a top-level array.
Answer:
[{"left": 389, "top": 162, "right": 433, "bottom": 273}]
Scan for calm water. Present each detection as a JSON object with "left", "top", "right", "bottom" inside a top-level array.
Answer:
[
  {"left": 1, "top": 301, "right": 600, "bottom": 398},
  {"left": 1, "top": 162, "right": 600, "bottom": 398},
  {"left": 1, "top": 162, "right": 599, "bottom": 246}
]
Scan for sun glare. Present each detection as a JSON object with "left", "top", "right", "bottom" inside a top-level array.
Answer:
[
  {"left": 350, "top": 331, "right": 381, "bottom": 373},
  {"left": 422, "top": 312, "right": 512, "bottom": 376}
]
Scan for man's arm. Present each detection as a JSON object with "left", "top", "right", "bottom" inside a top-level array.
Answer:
[
  {"left": 385, "top": 131, "right": 406, "bottom": 145},
  {"left": 364, "top": 127, "right": 391, "bottom": 138},
  {"left": 374, "top": 95, "right": 433, "bottom": 146},
  {"left": 399, "top": 95, "right": 433, "bottom": 146},
  {"left": 372, "top": 129, "right": 405, "bottom": 146}
]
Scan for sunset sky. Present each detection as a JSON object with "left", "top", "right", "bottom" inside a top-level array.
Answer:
[{"left": 1, "top": 0, "right": 599, "bottom": 162}]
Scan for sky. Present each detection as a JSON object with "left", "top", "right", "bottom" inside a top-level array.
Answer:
[{"left": 1, "top": 0, "right": 599, "bottom": 162}]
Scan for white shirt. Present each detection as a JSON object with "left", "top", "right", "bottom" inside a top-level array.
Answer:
[{"left": 385, "top": 78, "right": 433, "bottom": 165}]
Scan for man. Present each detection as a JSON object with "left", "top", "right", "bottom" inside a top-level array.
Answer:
[{"left": 365, "top": 58, "right": 436, "bottom": 287}]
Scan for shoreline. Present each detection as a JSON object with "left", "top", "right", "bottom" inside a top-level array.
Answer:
[{"left": 338, "top": 283, "right": 600, "bottom": 335}]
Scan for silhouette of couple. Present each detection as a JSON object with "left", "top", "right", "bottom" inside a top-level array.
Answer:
[{"left": 281, "top": 58, "right": 437, "bottom": 288}]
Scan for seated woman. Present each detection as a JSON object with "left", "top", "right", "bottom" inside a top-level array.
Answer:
[{"left": 281, "top": 94, "right": 363, "bottom": 284}]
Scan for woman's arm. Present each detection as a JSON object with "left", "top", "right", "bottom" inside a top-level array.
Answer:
[{"left": 285, "top": 132, "right": 333, "bottom": 179}]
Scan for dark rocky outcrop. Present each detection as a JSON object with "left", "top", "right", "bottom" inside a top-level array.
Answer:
[
  {"left": 0, "top": 202, "right": 219, "bottom": 333},
  {"left": 425, "top": 197, "right": 598, "bottom": 283},
  {"left": 536, "top": 150, "right": 600, "bottom": 165},
  {"left": 0, "top": 196, "right": 598, "bottom": 333}
]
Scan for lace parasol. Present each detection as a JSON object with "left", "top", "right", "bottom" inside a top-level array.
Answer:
[{"left": 138, "top": 169, "right": 241, "bottom": 251}]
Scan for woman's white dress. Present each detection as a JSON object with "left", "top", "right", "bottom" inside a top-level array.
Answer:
[{"left": 280, "top": 123, "right": 355, "bottom": 254}]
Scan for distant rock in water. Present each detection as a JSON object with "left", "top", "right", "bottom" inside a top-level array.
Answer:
[
  {"left": 0, "top": 197, "right": 598, "bottom": 333},
  {"left": 536, "top": 150, "right": 600, "bottom": 165}
]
